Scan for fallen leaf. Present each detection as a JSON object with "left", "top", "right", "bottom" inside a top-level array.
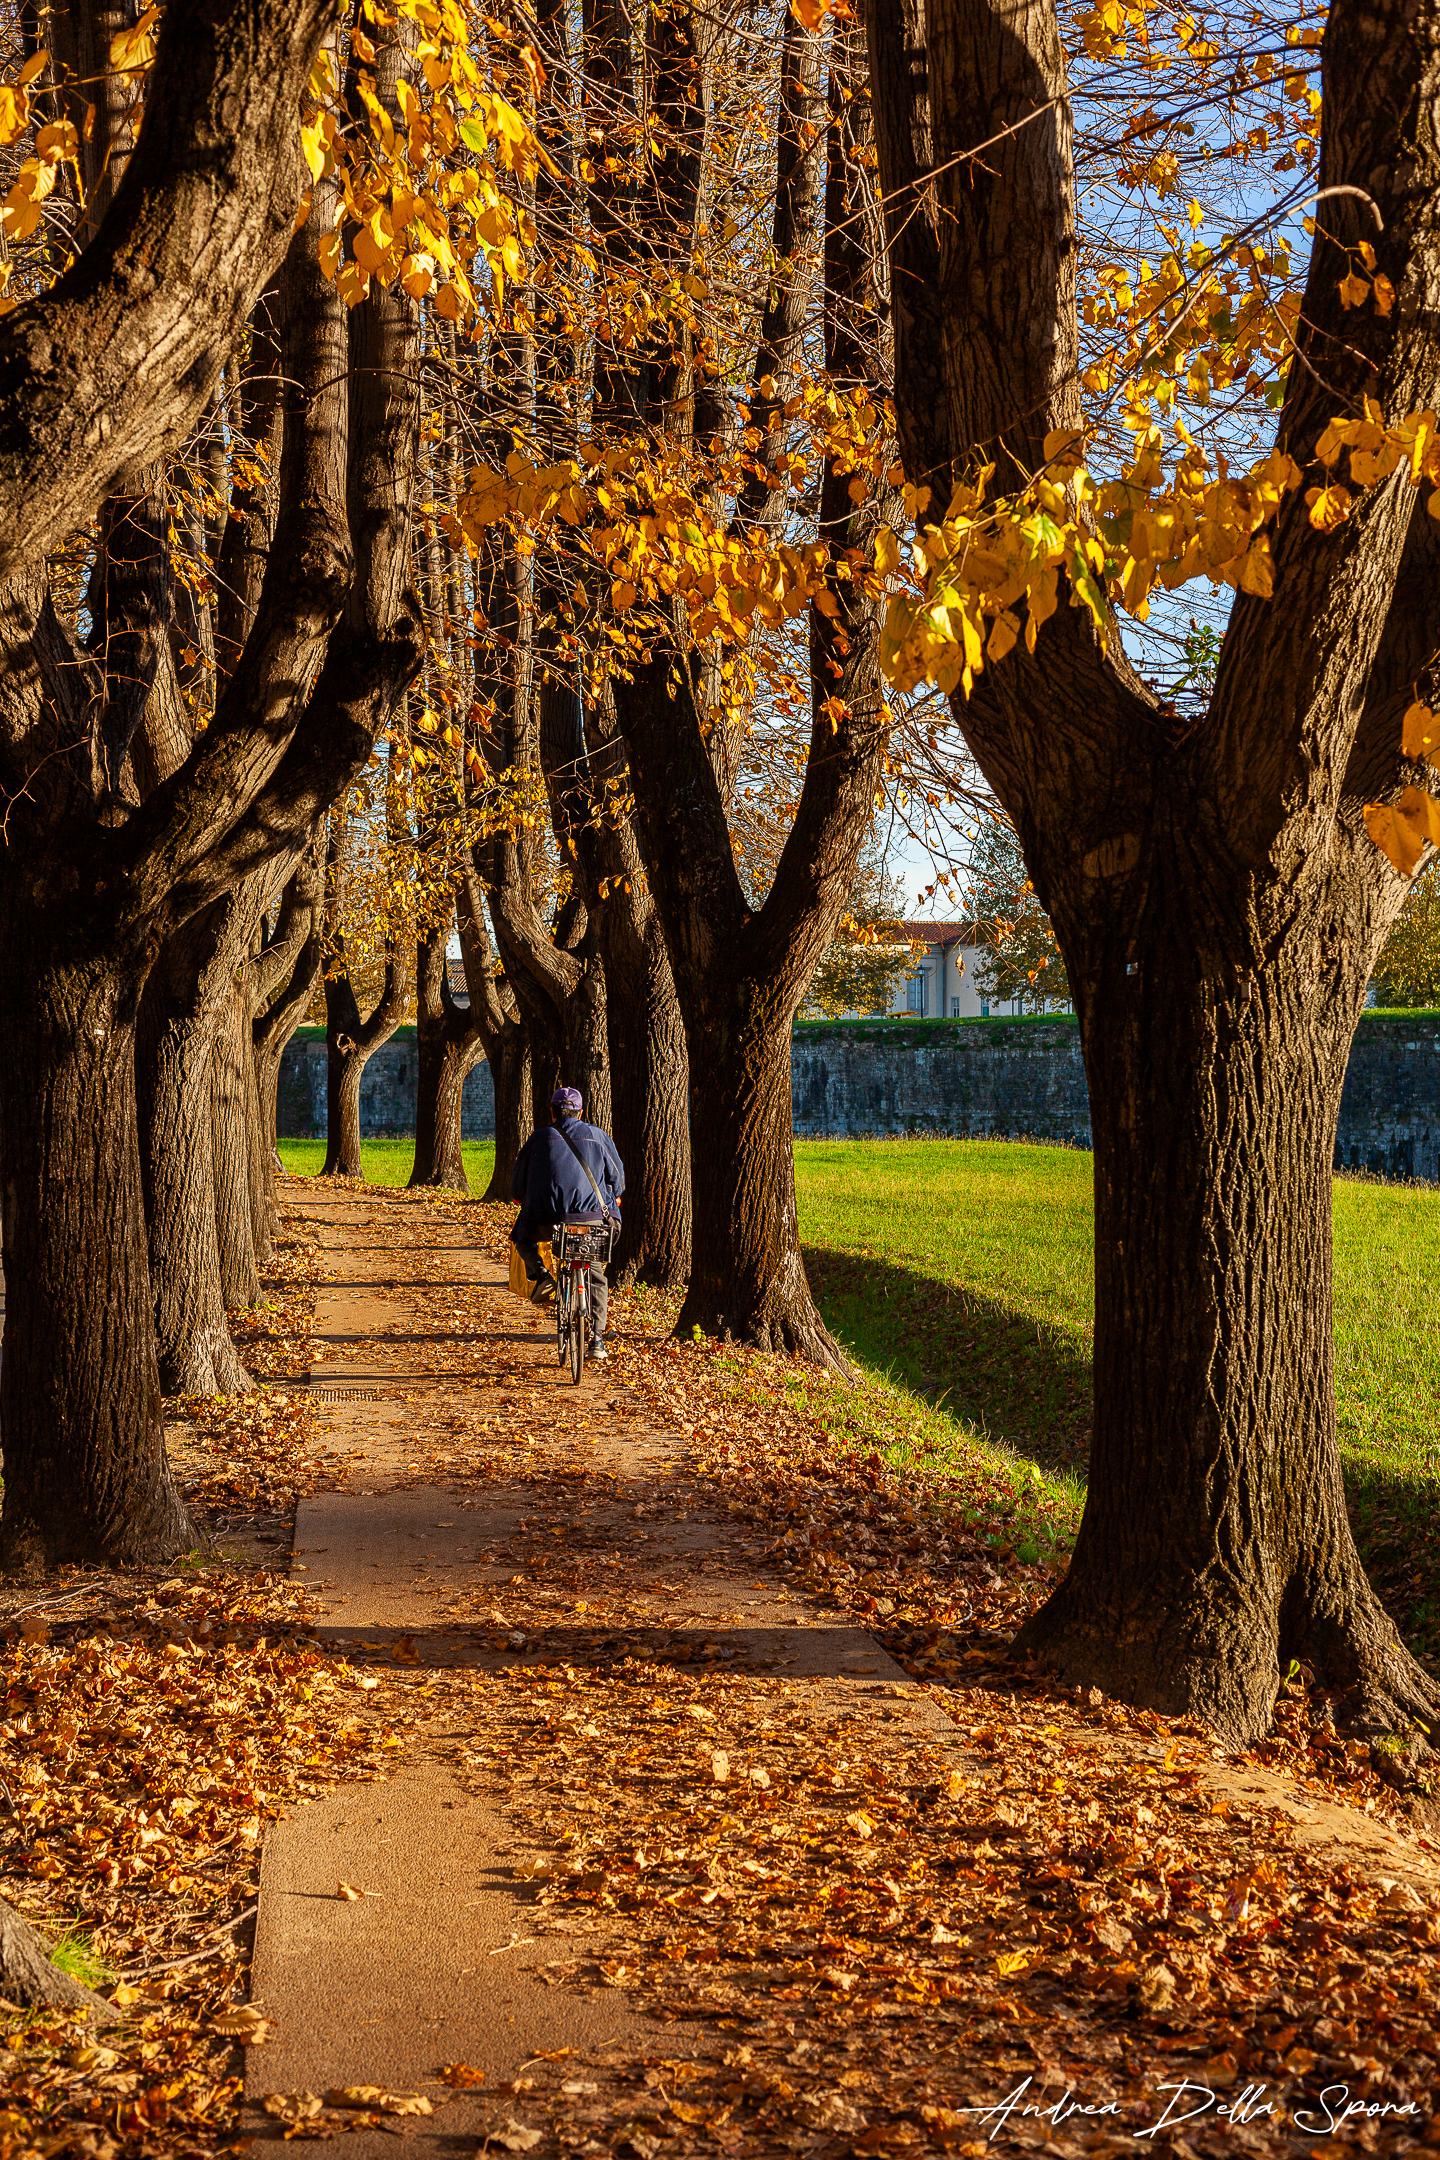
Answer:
[
  {"left": 439, "top": 2064, "right": 486, "bottom": 2088},
  {"left": 708, "top": 1749, "right": 730, "bottom": 1783},
  {"left": 488, "top": 2117, "right": 543, "bottom": 2151},
  {"left": 327, "top": 2087, "right": 433, "bottom": 2116},
  {"left": 1091, "top": 1917, "right": 1133, "bottom": 1955},
  {"left": 263, "top": 2092, "right": 325, "bottom": 2122},
  {"left": 213, "top": 2004, "right": 274, "bottom": 2044}
]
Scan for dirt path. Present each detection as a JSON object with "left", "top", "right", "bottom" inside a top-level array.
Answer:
[
  {"left": 245, "top": 1182, "right": 1440, "bottom": 2160},
  {"left": 247, "top": 1187, "right": 949, "bottom": 2155}
]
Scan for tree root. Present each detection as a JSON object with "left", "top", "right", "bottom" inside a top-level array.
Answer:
[
  {"left": 675, "top": 1293, "right": 855, "bottom": 1380},
  {"left": 0, "top": 1899, "right": 116, "bottom": 2020},
  {"left": 1018, "top": 1559, "right": 1440, "bottom": 1794}
]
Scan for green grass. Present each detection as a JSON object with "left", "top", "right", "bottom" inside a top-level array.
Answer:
[
  {"left": 794, "top": 1137, "right": 1440, "bottom": 1654},
  {"left": 49, "top": 1926, "right": 106, "bottom": 1991},
  {"left": 279, "top": 1138, "right": 496, "bottom": 1192}
]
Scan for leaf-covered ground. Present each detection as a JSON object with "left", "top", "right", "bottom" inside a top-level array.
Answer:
[
  {"left": 0, "top": 1201, "right": 426, "bottom": 2160},
  {"left": 5, "top": 1177, "right": 1440, "bottom": 2160}
]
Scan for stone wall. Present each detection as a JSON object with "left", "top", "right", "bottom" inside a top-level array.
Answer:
[
  {"left": 278, "top": 1014, "right": 1440, "bottom": 1180},
  {"left": 277, "top": 1029, "right": 495, "bottom": 1140}
]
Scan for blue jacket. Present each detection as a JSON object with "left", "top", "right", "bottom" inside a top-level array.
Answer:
[{"left": 511, "top": 1117, "right": 625, "bottom": 1241}]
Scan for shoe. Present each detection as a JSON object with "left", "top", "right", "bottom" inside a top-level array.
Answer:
[
  {"left": 589, "top": 1335, "right": 609, "bottom": 1361},
  {"left": 532, "top": 1277, "right": 555, "bottom": 1307}
]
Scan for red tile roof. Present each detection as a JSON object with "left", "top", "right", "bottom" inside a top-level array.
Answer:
[{"left": 900, "top": 920, "right": 985, "bottom": 947}]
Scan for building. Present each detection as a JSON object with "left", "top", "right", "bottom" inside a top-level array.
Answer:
[{"left": 886, "top": 921, "right": 1067, "bottom": 1019}]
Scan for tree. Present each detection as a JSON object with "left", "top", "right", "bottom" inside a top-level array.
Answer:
[
  {"left": 614, "top": 12, "right": 895, "bottom": 1368},
  {"left": 0, "top": 0, "right": 431, "bottom": 1569},
  {"left": 1372, "top": 863, "right": 1440, "bottom": 1006},
  {"left": 799, "top": 835, "right": 911, "bottom": 1019},
  {"left": 867, "top": 0, "right": 1440, "bottom": 1751},
  {"left": 969, "top": 812, "right": 1070, "bottom": 1011}
]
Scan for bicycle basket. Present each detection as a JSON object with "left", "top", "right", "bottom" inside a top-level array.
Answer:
[{"left": 553, "top": 1218, "right": 615, "bottom": 1263}]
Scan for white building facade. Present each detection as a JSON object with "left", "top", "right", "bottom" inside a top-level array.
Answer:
[{"left": 885, "top": 921, "right": 1065, "bottom": 1019}]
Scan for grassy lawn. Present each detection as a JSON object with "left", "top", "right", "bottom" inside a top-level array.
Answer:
[
  {"left": 795, "top": 1137, "right": 1440, "bottom": 1657},
  {"left": 279, "top": 1137, "right": 496, "bottom": 1191}
]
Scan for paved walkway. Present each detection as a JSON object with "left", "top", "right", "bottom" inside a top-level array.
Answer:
[{"left": 247, "top": 1187, "right": 942, "bottom": 2153}]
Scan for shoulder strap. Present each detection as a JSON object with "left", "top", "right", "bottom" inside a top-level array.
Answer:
[{"left": 556, "top": 1122, "right": 608, "bottom": 1213}]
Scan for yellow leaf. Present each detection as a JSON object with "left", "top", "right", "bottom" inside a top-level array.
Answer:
[
  {"left": 1403, "top": 701, "right": 1438, "bottom": 760},
  {"left": 1364, "top": 787, "right": 1440, "bottom": 876},
  {"left": 110, "top": 4, "right": 159, "bottom": 75},
  {"left": 0, "top": 87, "right": 29, "bottom": 146},
  {"left": 844, "top": 1809, "right": 875, "bottom": 1838},
  {"left": 875, "top": 528, "right": 900, "bottom": 576},
  {"left": 336, "top": 1880, "right": 365, "bottom": 1901},
  {"left": 1337, "top": 270, "right": 1370, "bottom": 310},
  {"left": 400, "top": 251, "right": 436, "bottom": 299},
  {"left": 708, "top": 1749, "right": 730, "bottom": 1783},
  {"left": 1235, "top": 538, "right": 1274, "bottom": 598},
  {"left": 995, "top": 1950, "right": 1030, "bottom": 1976},
  {"left": 791, "top": 0, "right": 828, "bottom": 24},
  {"left": 300, "top": 115, "right": 327, "bottom": 183},
  {"left": 1374, "top": 271, "right": 1396, "bottom": 316},
  {"left": 1305, "top": 483, "right": 1352, "bottom": 532}
]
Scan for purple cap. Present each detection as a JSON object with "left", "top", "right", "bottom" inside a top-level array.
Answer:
[{"left": 551, "top": 1086, "right": 583, "bottom": 1119}]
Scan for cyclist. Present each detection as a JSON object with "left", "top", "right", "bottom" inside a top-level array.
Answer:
[{"left": 509, "top": 1085, "right": 625, "bottom": 1358}]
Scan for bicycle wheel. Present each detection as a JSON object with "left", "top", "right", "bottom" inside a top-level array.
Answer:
[
  {"left": 555, "top": 1270, "right": 568, "bottom": 1366},
  {"left": 570, "top": 1269, "right": 586, "bottom": 1384}
]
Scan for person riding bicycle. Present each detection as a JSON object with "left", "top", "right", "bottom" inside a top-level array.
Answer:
[{"left": 509, "top": 1086, "right": 625, "bottom": 1358}]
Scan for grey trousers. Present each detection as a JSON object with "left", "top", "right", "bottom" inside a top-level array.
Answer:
[{"left": 515, "top": 1236, "right": 609, "bottom": 1337}]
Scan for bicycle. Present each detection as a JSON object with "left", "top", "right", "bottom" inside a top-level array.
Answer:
[{"left": 552, "top": 1216, "right": 615, "bottom": 1384}]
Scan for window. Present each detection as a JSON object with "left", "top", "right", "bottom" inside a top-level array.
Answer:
[
  {"left": 951, "top": 997, "right": 960, "bottom": 1017},
  {"left": 906, "top": 971, "right": 928, "bottom": 1016},
  {"left": 980, "top": 999, "right": 990, "bottom": 1017}
]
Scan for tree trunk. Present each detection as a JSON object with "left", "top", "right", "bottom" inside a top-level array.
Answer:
[
  {"left": 254, "top": 855, "right": 325, "bottom": 1214},
  {"left": 485, "top": 1024, "right": 532, "bottom": 1200},
  {"left": 1016, "top": 857, "right": 1439, "bottom": 1748},
  {"left": 321, "top": 953, "right": 408, "bottom": 1179},
  {"left": 243, "top": 995, "right": 271, "bottom": 1265},
  {"left": 137, "top": 906, "right": 252, "bottom": 1396},
  {"left": 598, "top": 875, "right": 691, "bottom": 1288},
  {"left": 457, "top": 869, "right": 532, "bottom": 1199},
  {"left": 0, "top": 946, "right": 192, "bottom": 1570},
  {"left": 674, "top": 980, "right": 835, "bottom": 1362},
  {"left": 213, "top": 975, "right": 260, "bottom": 1306},
  {"left": 409, "top": 930, "right": 484, "bottom": 1191}
]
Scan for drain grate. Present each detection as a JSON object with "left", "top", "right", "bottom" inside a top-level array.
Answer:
[{"left": 313, "top": 1386, "right": 382, "bottom": 1402}]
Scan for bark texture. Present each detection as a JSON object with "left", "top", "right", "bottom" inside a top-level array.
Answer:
[
  {"left": 0, "top": 0, "right": 340, "bottom": 582},
  {"left": 867, "top": 0, "right": 1440, "bottom": 1746},
  {"left": 137, "top": 900, "right": 254, "bottom": 1396}
]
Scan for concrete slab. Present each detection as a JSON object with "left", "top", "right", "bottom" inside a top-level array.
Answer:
[{"left": 249, "top": 1756, "right": 663, "bottom": 2157}]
